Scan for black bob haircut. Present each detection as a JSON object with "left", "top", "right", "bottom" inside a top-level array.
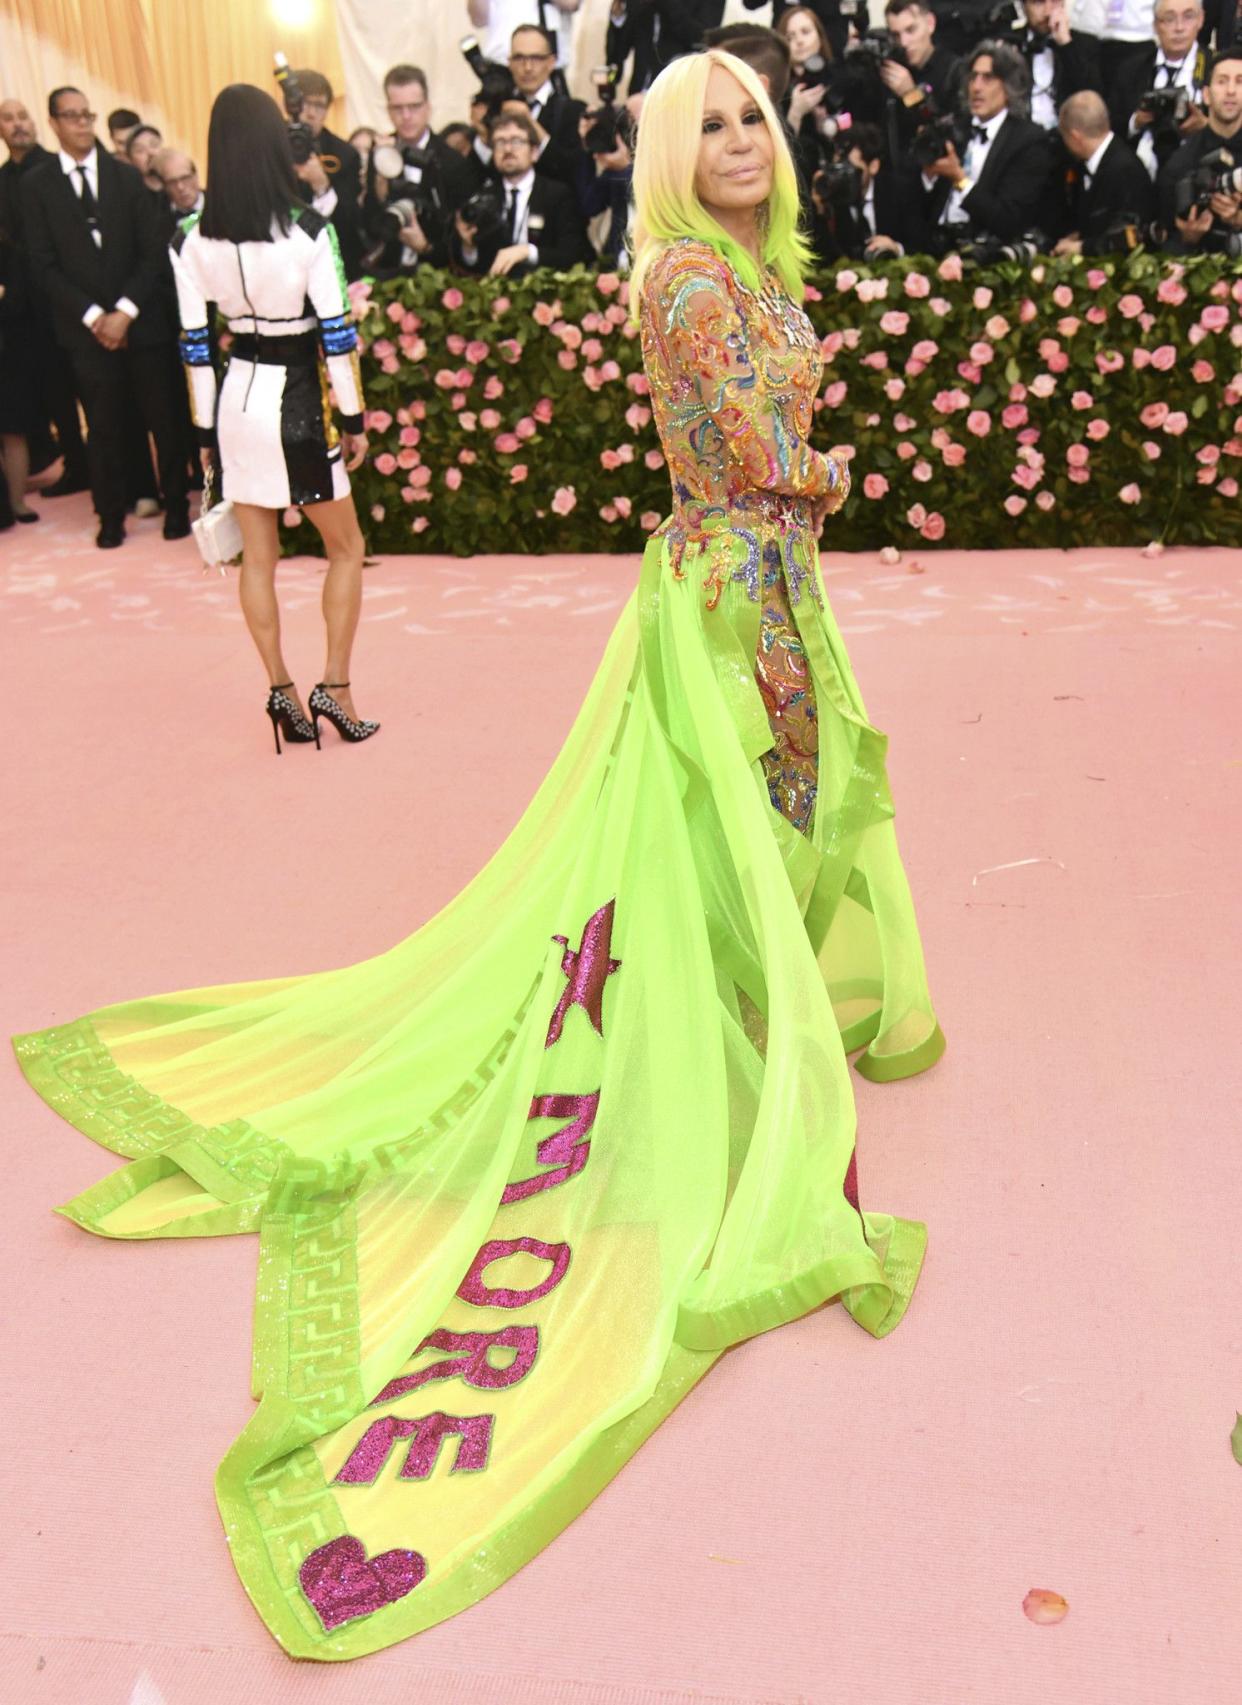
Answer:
[{"left": 200, "top": 84, "right": 301, "bottom": 243}]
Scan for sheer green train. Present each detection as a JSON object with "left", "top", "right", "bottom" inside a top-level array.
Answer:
[{"left": 15, "top": 526, "right": 943, "bottom": 1659}]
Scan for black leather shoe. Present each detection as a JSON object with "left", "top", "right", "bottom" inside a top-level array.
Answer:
[
  {"left": 44, "top": 472, "right": 90, "bottom": 498},
  {"left": 96, "top": 519, "right": 126, "bottom": 550},
  {"left": 163, "top": 511, "right": 192, "bottom": 541}
]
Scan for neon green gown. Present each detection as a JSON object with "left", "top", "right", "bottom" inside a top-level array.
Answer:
[{"left": 14, "top": 238, "right": 944, "bottom": 1660}]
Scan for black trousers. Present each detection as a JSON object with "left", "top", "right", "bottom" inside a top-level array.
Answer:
[{"left": 68, "top": 336, "right": 189, "bottom": 524}]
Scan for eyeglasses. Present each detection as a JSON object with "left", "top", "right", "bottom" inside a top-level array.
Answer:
[
  {"left": 510, "top": 53, "right": 553, "bottom": 66},
  {"left": 163, "top": 171, "right": 198, "bottom": 188},
  {"left": 55, "top": 108, "right": 96, "bottom": 123}
]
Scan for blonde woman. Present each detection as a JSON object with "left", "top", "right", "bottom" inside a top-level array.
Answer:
[{"left": 16, "top": 50, "right": 944, "bottom": 1661}]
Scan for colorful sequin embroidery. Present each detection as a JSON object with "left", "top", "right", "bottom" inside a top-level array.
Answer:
[{"left": 755, "top": 567, "right": 819, "bottom": 836}]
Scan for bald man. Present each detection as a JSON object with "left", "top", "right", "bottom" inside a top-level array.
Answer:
[
  {"left": 153, "top": 147, "right": 203, "bottom": 223},
  {"left": 1055, "top": 89, "right": 1156, "bottom": 251}
]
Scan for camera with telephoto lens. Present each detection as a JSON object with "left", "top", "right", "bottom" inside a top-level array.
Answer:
[
  {"left": 273, "top": 53, "right": 317, "bottom": 164},
  {"left": 814, "top": 155, "right": 866, "bottom": 209},
  {"left": 461, "top": 34, "right": 520, "bottom": 122},
  {"left": 362, "top": 140, "right": 445, "bottom": 268},
  {"left": 959, "top": 232, "right": 1044, "bottom": 262},
  {"left": 457, "top": 182, "right": 508, "bottom": 246},
  {"left": 1171, "top": 146, "right": 1242, "bottom": 218},
  {"left": 1139, "top": 85, "right": 1193, "bottom": 131},
  {"left": 1089, "top": 213, "right": 1156, "bottom": 254},
  {"left": 846, "top": 28, "right": 909, "bottom": 74},
  {"left": 583, "top": 66, "right": 633, "bottom": 155},
  {"left": 911, "top": 111, "right": 964, "bottom": 169}
]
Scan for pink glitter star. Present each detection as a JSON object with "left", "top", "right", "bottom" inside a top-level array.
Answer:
[{"left": 545, "top": 900, "right": 622, "bottom": 1047}]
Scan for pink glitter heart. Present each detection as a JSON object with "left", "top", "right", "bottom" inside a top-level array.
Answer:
[{"left": 299, "top": 1534, "right": 427, "bottom": 1631}]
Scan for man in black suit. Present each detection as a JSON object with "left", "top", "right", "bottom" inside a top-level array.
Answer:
[
  {"left": 0, "top": 96, "right": 90, "bottom": 497},
  {"left": 900, "top": 40, "right": 1056, "bottom": 252},
  {"left": 290, "top": 69, "right": 364, "bottom": 280},
  {"left": 1000, "top": 0, "right": 1101, "bottom": 130},
  {"left": 453, "top": 109, "right": 592, "bottom": 276},
  {"left": 502, "top": 24, "right": 587, "bottom": 186},
  {"left": 1109, "top": 0, "right": 1209, "bottom": 176},
  {"left": 362, "top": 65, "right": 475, "bottom": 277},
  {"left": 1158, "top": 47, "right": 1242, "bottom": 250},
  {"left": 606, "top": 1, "right": 726, "bottom": 97},
  {"left": 810, "top": 122, "right": 911, "bottom": 259},
  {"left": 1053, "top": 89, "right": 1156, "bottom": 250},
  {"left": 878, "top": 0, "right": 964, "bottom": 159},
  {"left": 20, "top": 87, "right": 189, "bottom": 547}
]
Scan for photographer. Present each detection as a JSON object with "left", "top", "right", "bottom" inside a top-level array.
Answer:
[
  {"left": 1110, "top": 0, "right": 1208, "bottom": 176},
  {"left": 574, "top": 73, "right": 635, "bottom": 269},
  {"left": 875, "top": 0, "right": 964, "bottom": 155},
  {"left": 467, "top": 0, "right": 583, "bottom": 69},
  {"left": 452, "top": 109, "right": 591, "bottom": 277},
  {"left": 811, "top": 121, "right": 910, "bottom": 255},
  {"left": 774, "top": 6, "right": 854, "bottom": 183},
  {"left": 1158, "top": 47, "right": 1242, "bottom": 249},
  {"left": 606, "top": 1, "right": 727, "bottom": 95},
  {"left": 900, "top": 39, "right": 1055, "bottom": 251},
  {"left": 362, "top": 65, "right": 474, "bottom": 276},
  {"left": 1000, "top": 0, "right": 1101, "bottom": 129},
  {"left": 499, "top": 24, "right": 586, "bottom": 185},
  {"left": 1053, "top": 88, "right": 1155, "bottom": 248},
  {"left": 284, "top": 69, "right": 364, "bottom": 280},
  {"left": 746, "top": 0, "right": 853, "bottom": 63}
]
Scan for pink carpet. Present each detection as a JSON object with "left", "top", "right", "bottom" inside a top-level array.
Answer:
[{"left": 2, "top": 491, "right": 1240, "bottom": 1704}]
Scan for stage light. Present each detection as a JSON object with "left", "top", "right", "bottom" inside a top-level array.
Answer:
[{"left": 270, "top": 0, "right": 316, "bottom": 27}]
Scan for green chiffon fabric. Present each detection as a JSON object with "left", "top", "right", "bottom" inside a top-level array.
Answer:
[{"left": 14, "top": 250, "right": 944, "bottom": 1662}]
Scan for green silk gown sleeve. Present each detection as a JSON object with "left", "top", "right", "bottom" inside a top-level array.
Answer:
[{"left": 13, "top": 236, "right": 945, "bottom": 1660}]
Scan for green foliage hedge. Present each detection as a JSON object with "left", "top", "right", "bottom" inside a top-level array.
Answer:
[{"left": 280, "top": 251, "right": 1242, "bottom": 555}]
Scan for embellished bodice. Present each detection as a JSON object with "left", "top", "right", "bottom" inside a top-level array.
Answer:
[{"left": 639, "top": 239, "right": 849, "bottom": 608}]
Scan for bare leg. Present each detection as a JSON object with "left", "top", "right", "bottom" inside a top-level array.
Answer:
[
  {"left": 233, "top": 503, "right": 305, "bottom": 713},
  {"left": 301, "top": 493, "right": 368, "bottom": 723},
  {"left": 0, "top": 434, "right": 33, "bottom": 517}
]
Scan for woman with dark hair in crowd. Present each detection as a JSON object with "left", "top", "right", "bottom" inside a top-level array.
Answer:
[
  {"left": 0, "top": 208, "right": 43, "bottom": 526},
  {"left": 170, "top": 82, "right": 376, "bottom": 751}
]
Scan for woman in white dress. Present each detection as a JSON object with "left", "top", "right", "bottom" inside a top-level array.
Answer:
[{"left": 170, "top": 84, "right": 377, "bottom": 752}]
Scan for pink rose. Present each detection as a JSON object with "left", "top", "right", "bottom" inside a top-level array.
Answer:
[
  {"left": 905, "top": 358, "right": 926, "bottom": 377},
  {"left": 1017, "top": 430, "right": 1042, "bottom": 449},
  {"left": 615, "top": 443, "right": 635, "bottom": 464},
  {"left": 1047, "top": 351, "right": 1070, "bottom": 374},
  {"left": 1086, "top": 306, "right": 1108, "bottom": 325},
  {"left": 369, "top": 502, "right": 385, "bottom": 521},
  {"left": 494, "top": 432, "right": 521, "bottom": 454},
  {"left": 444, "top": 467, "right": 463, "bottom": 491},
  {"left": 457, "top": 448, "right": 477, "bottom": 465},
  {"left": 894, "top": 413, "right": 917, "bottom": 432},
  {"left": 491, "top": 295, "right": 510, "bottom": 315},
  {"left": 912, "top": 460, "right": 933, "bottom": 482},
  {"left": 365, "top": 409, "right": 393, "bottom": 432},
  {"left": 558, "top": 323, "right": 583, "bottom": 350},
  {"left": 599, "top": 503, "right": 618, "bottom": 523},
  {"left": 441, "top": 287, "right": 464, "bottom": 310},
  {"left": 1052, "top": 284, "right": 1074, "bottom": 309},
  {"left": 1188, "top": 324, "right": 1207, "bottom": 346},
  {"left": 929, "top": 297, "right": 952, "bottom": 317},
  {"left": 937, "top": 254, "right": 963, "bottom": 283},
  {"left": 550, "top": 486, "right": 577, "bottom": 516},
  {"left": 498, "top": 339, "right": 522, "bottom": 363},
  {"left": 600, "top": 448, "right": 622, "bottom": 471},
  {"left": 445, "top": 332, "right": 466, "bottom": 356},
  {"left": 557, "top": 349, "right": 578, "bottom": 370},
  {"left": 644, "top": 449, "right": 665, "bottom": 470},
  {"left": 863, "top": 473, "right": 889, "bottom": 499},
  {"left": 1218, "top": 478, "right": 1239, "bottom": 497},
  {"left": 515, "top": 416, "right": 538, "bottom": 440},
  {"left": 1140, "top": 401, "right": 1169, "bottom": 427},
  {"left": 970, "top": 341, "right": 995, "bottom": 364},
  {"left": 856, "top": 277, "right": 889, "bottom": 303},
  {"left": 921, "top": 511, "right": 945, "bottom": 541},
  {"left": 410, "top": 515, "right": 430, "bottom": 533},
  {"left": 1084, "top": 418, "right": 1109, "bottom": 441},
  {"left": 1071, "top": 391, "right": 1094, "bottom": 411},
  {"left": 957, "top": 361, "right": 983, "bottom": 384},
  {"left": 596, "top": 272, "right": 621, "bottom": 296},
  {"left": 483, "top": 376, "right": 504, "bottom": 400},
  {"left": 640, "top": 511, "right": 661, "bottom": 531},
  {"left": 1035, "top": 490, "right": 1055, "bottom": 512},
  {"left": 410, "top": 400, "right": 426, "bottom": 420},
  {"left": 614, "top": 495, "right": 633, "bottom": 518},
  {"left": 1067, "top": 466, "right": 1090, "bottom": 484},
  {"left": 1197, "top": 444, "right": 1221, "bottom": 464},
  {"left": 1019, "top": 298, "right": 1038, "bottom": 323},
  {"left": 824, "top": 380, "right": 849, "bottom": 407},
  {"left": 985, "top": 315, "right": 1010, "bottom": 340},
  {"left": 972, "top": 285, "right": 993, "bottom": 310},
  {"left": 1012, "top": 464, "right": 1041, "bottom": 491},
  {"left": 879, "top": 309, "right": 910, "bottom": 335},
  {"left": 1150, "top": 344, "right": 1177, "bottom": 372},
  {"left": 1066, "top": 443, "right": 1090, "bottom": 468},
  {"left": 906, "top": 502, "right": 928, "bottom": 528},
  {"left": 1119, "top": 483, "right": 1141, "bottom": 504},
  {"left": 433, "top": 368, "right": 457, "bottom": 390},
  {"left": 1200, "top": 305, "right": 1229, "bottom": 331},
  {"left": 581, "top": 337, "right": 604, "bottom": 363},
  {"left": 1142, "top": 440, "right": 1162, "bottom": 459},
  {"left": 1196, "top": 465, "right": 1218, "bottom": 485},
  {"left": 884, "top": 378, "right": 906, "bottom": 400},
  {"left": 625, "top": 402, "right": 652, "bottom": 431},
  {"left": 459, "top": 411, "right": 477, "bottom": 432},
  {"left": 1117, "top": 294, "right": 1144, "bottom": 318},
  {"left": 479, "top": 408, "right": 501, "bottom": 430},
  {"left": 897, "top": 441, "right": 917, "bottom": 460},
  {"left": 1191, "top": 360, "right": 1216, "bottom": 383},
  {"left": 399, "top": 425, "right": 420, "bottom": 447},
  {"left": 1157, "top": 277, "right": 1187, "bottom": 305},
  {"left": 385, "top": 300, "right": 405, "bottom": 325},
  {"left": 598, "top": 360, "right": 621, "bottom": 382},
  {"left": 1086, "top": 269, "right": 1107, "bottom": 290},
  {"left": 966, "top": 410, "right": 991, "bottom": 437},
  {"left": 860, "top": 351, "right": 890, "bottom": 370},
  {"left": 1002, "top": 403, "right": 1028, "bottom": 429},
  {"left": 904, "top": 272, "right": 931, "bottom": 297},
  {"left": 532, "top": 300, "right": 557, "bottom": 327},
  {"left": 509, "top": 462, "right": 528, "bottom": 484},
  {"left": 533, "top": 397, "right": 554, "bottom": 423},
  {"left": 1057, "top": 317, "right": 1081, "bottom": 338},
  {"left": 820, "top": 329, "right": 845, "bottom": 359},
  {"left": 942, "top": 442, "right": 966, "bottom": 467},
  {"left": 1029, "top": 373, "right": 1056, "bottom": 397},
  {"left": 450, "top": 391, "right": 466, "bottom": 411},
  {"left": 1163, "top": 410, "right": 1189, "bottom": 436},
  {"left": 912, "top": 339, "right": 939, "bottom": 361},
  {"left": 1004, "top": 495, "right": 1027, "bottom": 516},
  {"left": 373, "top": 452, "right": 397, "bottom": 476},
  {"left": 372, "top": 340, "right": 395, "bottom": 359},
  {"left": 465, "top": 339, "right": 490, "bottom": 364},
  {"left": 835, "top": 269, "right": 858, "bottom": 292}
]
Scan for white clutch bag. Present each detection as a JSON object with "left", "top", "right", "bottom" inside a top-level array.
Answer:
[{"left": 192, "top": 464, "right": 243, "bottom": 572}]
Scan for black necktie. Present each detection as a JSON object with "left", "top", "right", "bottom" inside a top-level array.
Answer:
[
  {"left": 504, "top": 188, "right": 518, "bottom": 241},
  {"left": 74, "top": 164, "right": 100, "bottom": 243}
]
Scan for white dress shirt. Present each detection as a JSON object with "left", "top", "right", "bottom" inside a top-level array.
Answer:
[
  {"left": 1029, "top": 39, "right": 1058, "bottom": 130},
  {"left": 931, "top": 108, "right": 1005, "bottom": 225},
  {"left": 59, "top": 146, "right": 140, "bottom": 328},
  {"left": 462, "top": 167, "right": 540, "bottom": 268},
  {"left": 479, "top": 1, "right": 576, "bottom": 69},
  {"left": 1102, "top": 0, "right": 1155, "bottom": 42}
]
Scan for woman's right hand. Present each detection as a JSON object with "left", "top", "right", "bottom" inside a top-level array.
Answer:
[
  {"left": 343, "top": 431, "right": 369, "bottom": 472},
  {"left": 787, "top": 84, "right": 825, "bottom": 129}
]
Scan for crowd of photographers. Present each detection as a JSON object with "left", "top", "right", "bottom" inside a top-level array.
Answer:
[{"left": 0, "top": 0, "right": 1238, "bottom": 535}]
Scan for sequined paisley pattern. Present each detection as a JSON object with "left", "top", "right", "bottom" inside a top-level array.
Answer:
[{"left": 640, "top": 240, "right": 850, "bottom": 834}]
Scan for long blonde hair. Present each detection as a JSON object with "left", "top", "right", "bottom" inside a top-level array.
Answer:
[{"left": 628, "top": 48, "right": 813, "bottom": 315}]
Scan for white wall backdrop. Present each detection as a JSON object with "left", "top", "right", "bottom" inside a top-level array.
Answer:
[{"left": 337, "top": 0, "right": 776, "bottom": 138}]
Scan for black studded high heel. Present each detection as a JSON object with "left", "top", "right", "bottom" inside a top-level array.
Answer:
[
  {"left": 265, "top": 682, "right": 318, "bottom": 755},
  {"left": 309, "top": 681, "right": 380, "bottom": 744}
]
